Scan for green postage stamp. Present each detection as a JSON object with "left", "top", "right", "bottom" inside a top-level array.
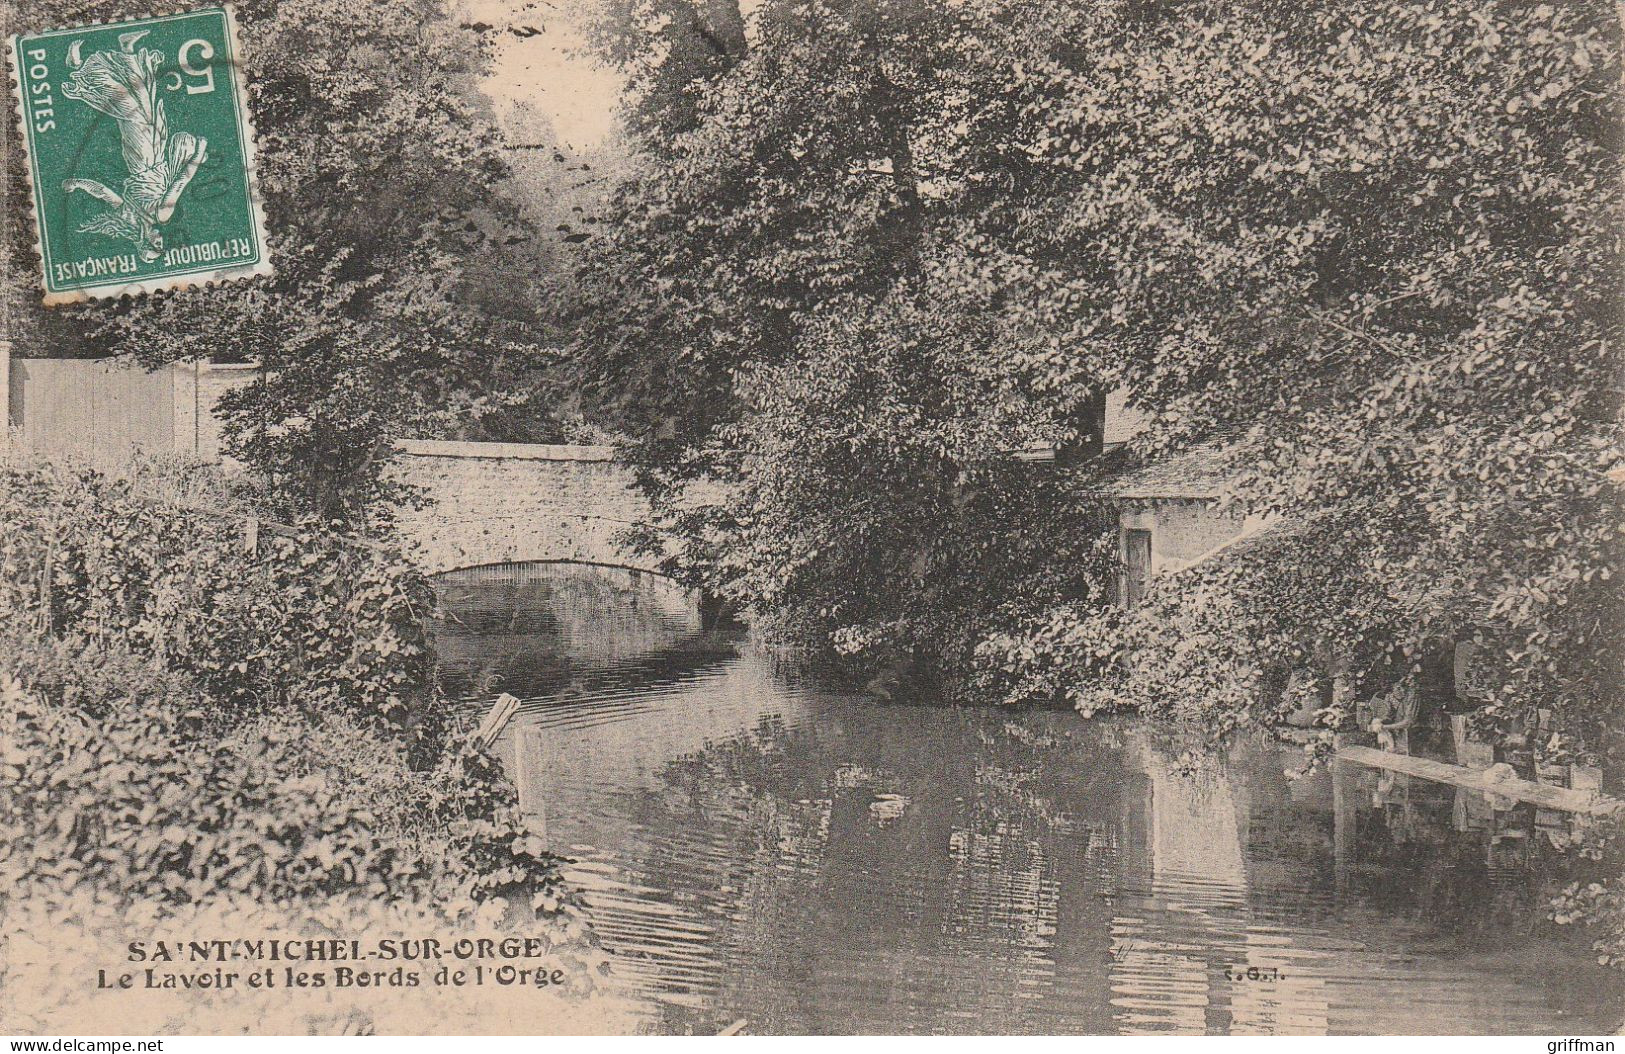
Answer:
[{"left": 9, "top": 5, "right": 270, "bottom": 304}]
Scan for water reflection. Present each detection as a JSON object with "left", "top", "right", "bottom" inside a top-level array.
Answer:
[{"left": 432, "top": 565, "right": 1622, "bottom": 1035}]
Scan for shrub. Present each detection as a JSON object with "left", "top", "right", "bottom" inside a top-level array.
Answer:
[
  {"left": 0, "top": 460, "right": 441, "bottom": 753},
  {"left": 1552, "top": 877, "right": 1625, "bottom": 970},
  {"left": 0, "top": 626, "right": 201, "bottom": 721},
  {"left": 0, "top": 673, "right": 564, "bottom": 914},
  {"left": 0, "top": 457, "right": 573, "bottom": 934}
]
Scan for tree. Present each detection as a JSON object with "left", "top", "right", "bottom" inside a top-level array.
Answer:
[
  {"left": 582, "top": 0, "right": 748, "bottom": 142},
  {"left": 979, "top": 0, "right": 1622, "bottom": 760},
  {"left": 571, "top": 0, "right": 1122, "bottom": 684},
  {"left": 573, "top": 0, "right": 1621, "bottom": 751}
]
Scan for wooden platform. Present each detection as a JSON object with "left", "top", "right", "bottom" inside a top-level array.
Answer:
[{"left": 1336, "top": 744, "right": 1621, "bottom": 816}]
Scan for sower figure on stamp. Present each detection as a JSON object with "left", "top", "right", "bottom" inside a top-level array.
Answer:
[{"left": 59, "top": 30, "right": 208, "bottom": 262}]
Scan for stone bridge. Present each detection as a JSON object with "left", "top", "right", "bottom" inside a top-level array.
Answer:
[
  {"left": 388, "top": 439, "right": 662, "bottom": 578},
  {"left": 2, "top": 359, "right": 693, "bottom": 587}
]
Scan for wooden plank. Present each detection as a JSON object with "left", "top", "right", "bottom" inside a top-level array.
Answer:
[
  {"left": 1336, "top": 744, "right": 1620, "bottom": 816},
  {"left": 474, "top": 692, "right": 521, "bottom": 750}
]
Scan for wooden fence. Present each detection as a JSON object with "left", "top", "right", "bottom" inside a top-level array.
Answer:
[{"left": 4, "top": 355, "right": 258, "bottom": 467}]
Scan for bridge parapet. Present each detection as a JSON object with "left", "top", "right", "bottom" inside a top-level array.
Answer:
[
  {"left": 388, "top": 439, "right": 658, "bottom": 577},
  {"left": 394, "top": 439, "right": 616, "bottom": 463}
]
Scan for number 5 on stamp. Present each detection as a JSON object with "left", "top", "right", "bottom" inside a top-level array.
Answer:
[{"left": 9, "top": 5, "right": 271, "bottom": 305}]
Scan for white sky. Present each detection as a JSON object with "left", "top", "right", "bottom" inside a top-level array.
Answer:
[{"left": 462, "top": 0, "right": 625, "bottom": 152}]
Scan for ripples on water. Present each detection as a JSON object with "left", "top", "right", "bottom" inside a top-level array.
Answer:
[{"left": 432, "top": 564, "right": 1623, "bottom": 1035}]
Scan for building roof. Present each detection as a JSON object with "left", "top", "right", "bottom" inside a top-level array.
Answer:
[{"left": 1177, "top": 508, "right": 1342, "bottom": 577}]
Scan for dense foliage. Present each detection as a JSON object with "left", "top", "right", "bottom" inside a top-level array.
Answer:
[
  {"left": 575, "top": 0, "right": 1120, "bottom": 683},
  {"left": 574, "top": 0, "right": 1622, "bottom": 750},
  {"left": 0, "top": 676, "right": 557, "bottom": 908},
  {"left": 0, "top": 460, "right": 438, "bottom": 745},
  {"left": 976, "top": 0, "right": 1621, "bottom": 762},
  {"left": 1552, "top": 869, "right": 1625, "bottom": 970},
  {"left": 0, "top": 460, "right": 565, "bottom": 919}
]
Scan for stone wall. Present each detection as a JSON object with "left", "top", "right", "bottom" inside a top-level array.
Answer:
[
  {"left": 387, "top": 439, "right": 659, "bottom": 576},
  {"left": 3, "top": 358, "right": 671, "bottom": 580},
  {"left": 8, "top": 358, "right": 178, "bottom": 466},
  {"left": 1119, "top": 499, "right": 1249, "bottom": 577}
]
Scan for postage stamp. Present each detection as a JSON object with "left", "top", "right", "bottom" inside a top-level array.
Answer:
[{"left": 8, "top": 5, "right": 271, "bottom": 305}]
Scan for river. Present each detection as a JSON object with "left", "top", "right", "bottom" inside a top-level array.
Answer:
[{"left": 432, "top": 563, "right": 1623, "bottom": 1036}]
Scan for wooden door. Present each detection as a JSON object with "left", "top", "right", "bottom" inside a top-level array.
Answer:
[{"left": 1123, "top": 528, "right": 1152, "bottom": 608}]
